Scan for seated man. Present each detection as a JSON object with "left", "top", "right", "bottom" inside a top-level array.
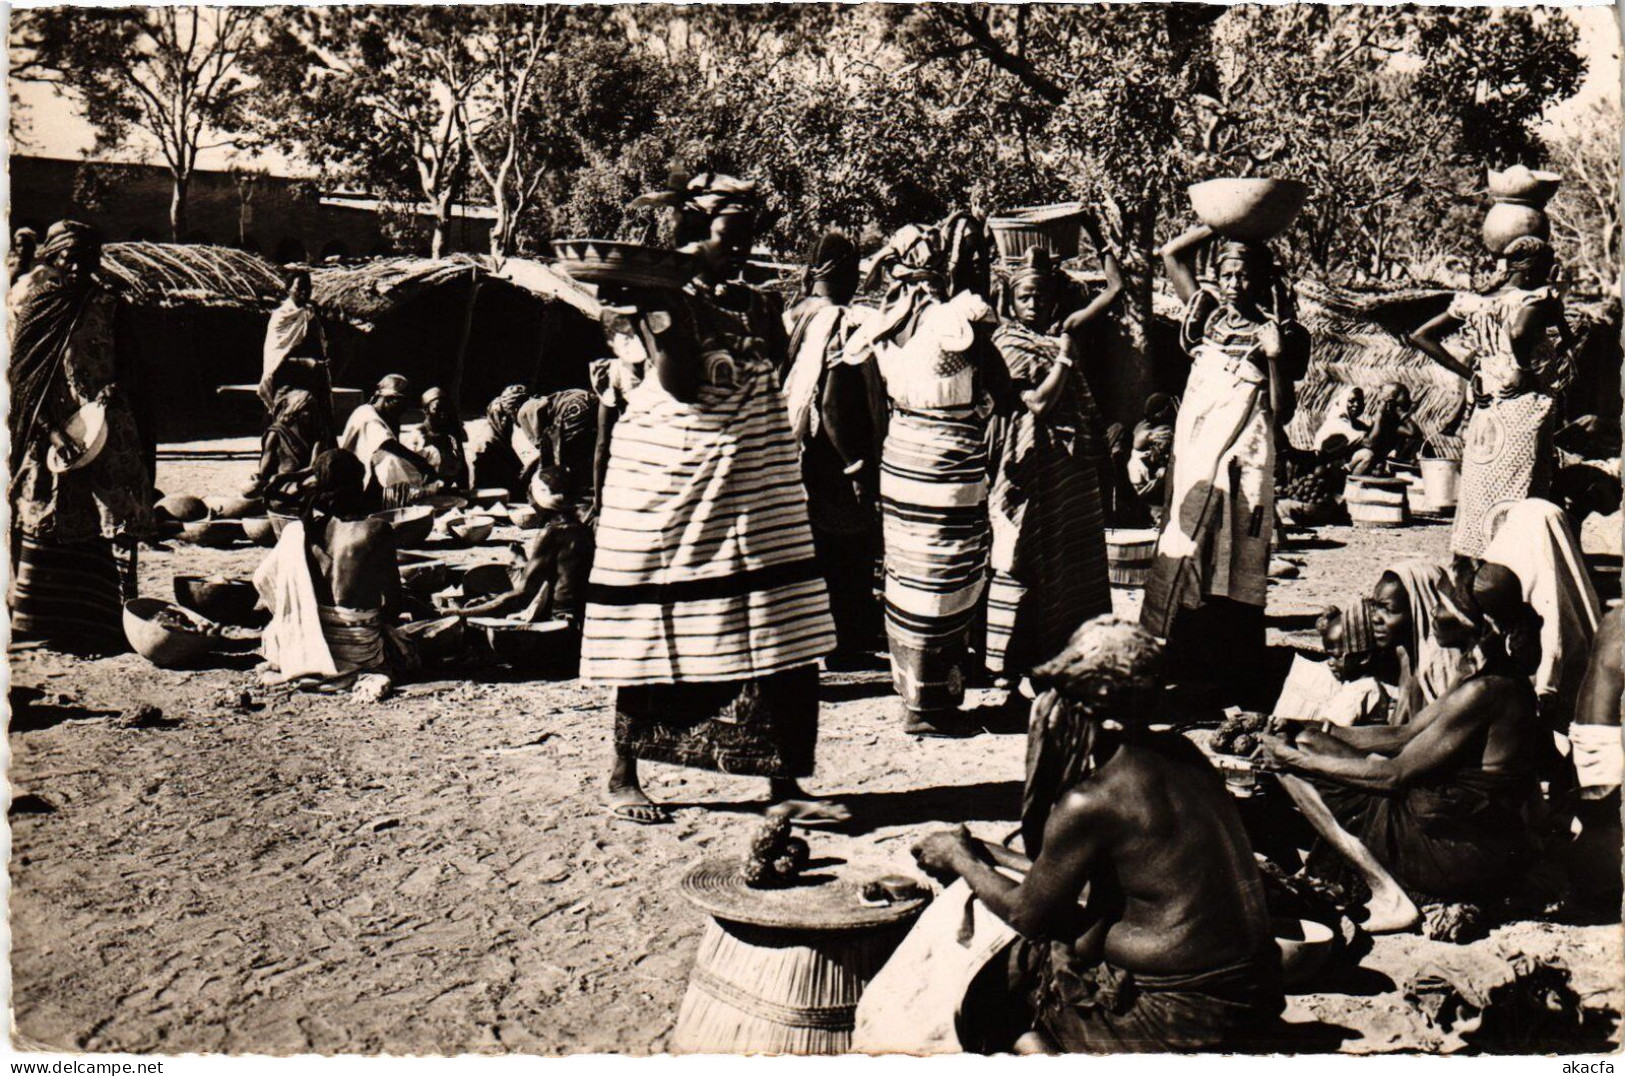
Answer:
[
  {"left": 255, "top": 449, "right": 458, "bottom": 687},
  {"left": 1263, "top": 562, "right": 1547, "bottom": 926},
  {"left": 910, "top": 616, "right": 1282, "bottom": 1054},
  {"left": 1349, "top": 382, "right": 1422, "bottom": 476},
  {"left": 339, "top": 374, "right": 439, "bottom": 510},
  {"left": 1567, "top": 605, "right": 1623, "bottom": 916},
  {"left": 404, "top": 386, "right": 469, "bottom": 492},
  {"left": 455, "top": 468, "right": 594, "bottom": 629}
]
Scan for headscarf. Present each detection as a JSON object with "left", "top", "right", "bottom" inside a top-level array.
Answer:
[
  {"left": 1380, "top": 559, "right": 1479, "bottom": 717},
  {"left": 1005, "top": 246, "right": 1062, "bottom": 292},
  {"left": 1482, "top": 498, "right": 1602, "bottom": 708},
  {"left": 486, "top": 384, "right": 529, "bottom": 440},
  {"left": 7, "top": 220, "right": 104, "bottom": 475},
  {"left": 1319, "top": 598, "right": 1376, "bottom": 655},
  {"left": 267, "top": 388, "right": 324, "bottom": 471},
  {"left": 1216, "top": 238, "right": 1275, "bottom": 275},
  {"left": 37, "top": 219, "right": 102, "bottom": 264},
  {"left": 1021, "top": 616, "right": 1163, "bottom": 858},
  {"left": 374, "top": 373, "right": 410, "bottom": 402},
  {"left": 1503, "top": 235, "right": 1554, "bottom": 277},
  {"left": 420, "top": 387, "right": 465, "bottom": 443},
  {"left": 803, "top": 231, "right": 858, "bottom": 290}
]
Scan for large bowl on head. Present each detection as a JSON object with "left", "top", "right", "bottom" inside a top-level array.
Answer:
[
  {"left": 123, "top": 597, "right": 218, "bottom": 668},
  {"left": 1482, "top": 202, "right": 1550, "bottom": 254},
  {"left": 174, "top": 574, "right": 267, "bottom": 629},
  {"left": 242, "top": 516, "right": 278, "bottom": 547},
  {"left": 1189, "top": 178, "right": 1310, "bottom": 242},
  {"left": 1274, "top": 917, "right": 1336, "bottom": 990},
  {"left": 370, "top": 505, "right": 436, "bottom": 547},
  {"left": 551, "top": 239, "right": 699, "bottom": 290}
]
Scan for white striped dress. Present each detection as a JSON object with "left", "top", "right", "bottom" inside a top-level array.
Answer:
[{"left": 581, "top": 353, "right": 836, "bottom": 686}]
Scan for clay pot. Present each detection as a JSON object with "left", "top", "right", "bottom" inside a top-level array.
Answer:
[
  {"left": 1482, "top": 202, "right": 1550, "bottom": 254},
  {"left": 1487, "top": 166, "right": 1562, "bottom": 209},
  {"left": 1188, "top": 178, "right": 1310, "bottom": 242}
]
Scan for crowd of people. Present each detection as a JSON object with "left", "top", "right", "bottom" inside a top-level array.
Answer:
[{"left": 7, "top": 181, "right": 1621, "bottom": 1054}]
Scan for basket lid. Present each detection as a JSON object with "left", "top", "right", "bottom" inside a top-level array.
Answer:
[{"left": 679, "top": 856, "right": 929, "bottom": 931}]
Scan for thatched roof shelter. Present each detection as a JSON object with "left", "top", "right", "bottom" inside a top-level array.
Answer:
[
  {"left": 100, "top": 242, "right": 286, "bottom": 311},
  {"left": 309, "top": 255, "right": 488, "bottom": 331}
]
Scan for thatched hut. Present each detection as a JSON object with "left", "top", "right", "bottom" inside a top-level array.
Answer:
[
  {"left": 308, "top": 255, "right": 606, "bottom": 412},
  {"left": 99, "top": 242, "right": 286, "bottom": 443}
]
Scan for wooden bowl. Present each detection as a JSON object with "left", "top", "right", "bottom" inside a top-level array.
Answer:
[
  {"left": 460, "top": 563, "right": 513, "bottom": 600},
  {"left": 181, "top": 517, "right": 246, "bottom": 548},
  {"left": 505, "top": 503, "right": 541, "bottom": 529},
  {"left": 123, "top": 598, "right": 218, "bottom": 668},
  {"left": 468, "top": 617, "right": 576, "bottom": 671},
  {"left": 206, "top": 494, "right": 262, "bottom": 520},
  {"left": 447, "top": 514, "right": 496, "bottom": 545},
  {"left": 1275, "top": 917, "right": 1336, "bottom": 990},
  {"left": 242, "top": 516, "right": 278, "bottom": 547},
  {"left": 422, "top": 492, "right": 470, "bottom": 514},
  {"left": 370, "top": 505, "right": 436, "bottom": 547},
  {"left": 173, "top": 575, "right": 267, "bottom": 629},
  {"left": 155, "top": 493, "right": 210, "bottom": 524},
  {"left": 473, "top": 488, "right": 510, "bottom": 508},
  {"left": 1189, "top": 178, "right": 1310, "bottom": 241},
  {"left": 397, "top": 553, "right": 449, "bottom": 595}
]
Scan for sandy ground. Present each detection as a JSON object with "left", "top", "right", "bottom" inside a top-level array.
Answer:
[{"left": 7, "top": 450, "right": 1622, "bottom": 1055}]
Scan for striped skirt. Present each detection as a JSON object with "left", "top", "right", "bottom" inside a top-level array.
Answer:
[
  {"left": 985, "top": 443, "right": 1111, "bottom": 676},
  {"left": 10, "top": 535, "right": 126, "bottom": 654},
  {"left": 882, "top": 407, "right": 989, "bottom": 714},
  {"left": 582, "top": 363, "right": 836, "bottom": 687}
]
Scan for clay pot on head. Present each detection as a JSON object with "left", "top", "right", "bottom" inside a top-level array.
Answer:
[
  {"left": 1488, "top": 167, "right": 1562, "bottom": 209},
  {"left": 1482, "top": 202, "right": 1550, "bottom": 254}
]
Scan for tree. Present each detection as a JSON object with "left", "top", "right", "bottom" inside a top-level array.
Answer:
[
  {"left": 1548, "top": 97, "right": 1623, "bottom": 296},
  {"left": 10, "top": 6, "right": 266, "bottom": 240},
  {"left": 250, "top": 6, "right": 479, "bottom": 258}
]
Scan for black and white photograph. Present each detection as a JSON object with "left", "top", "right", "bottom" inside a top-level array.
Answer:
[{"left": 4, "top": 0, "right": 1623, "bottom": 1061}]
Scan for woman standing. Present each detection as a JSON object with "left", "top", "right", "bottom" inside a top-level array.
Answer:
[
  {"left": 859, "top": 217, "right": 1009, "bottom": 735},
  {"left": 579, "top": 175, "right": 844, "bottom": 826},
  {"left": 1143, "top": 227, "right": 1308, "bottom": 691},
  {"left": 1406, "top": 236, "right": 1572, "bottom": 568},
  {"left": 984, "top": 246, "right": 1119, "bottom": 680},
  {"left": 8, "top": 221, "right": 154, "bottom": 653}
]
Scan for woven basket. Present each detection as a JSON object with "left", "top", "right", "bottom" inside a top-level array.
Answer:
[
  {"left": 671, "top": 918, "right": 913, "bottom": 1055},
  {"left": 987, "top": 202, "right": 1085, "bottom": 262}
]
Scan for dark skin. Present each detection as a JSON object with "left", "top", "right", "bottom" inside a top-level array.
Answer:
[
  {"left": 914, "top": 711, "right": 1273, "bottom": 979},
  {"left": 307, "top": 514, "right": 405, "bottom": 615},
  {"left": 1406, "top": 255, "right": 1574, "bottom": 389},
  {"left": 456, "top": 510, "right": 591, "bottom": 619},
  {"left": 1159, "top": 225, "right": 1295, "bottom": 425},
  {"left": 791, "top": 261, "right": 878, "bottom": 506},
  {"left": 368, "top": 393, "right": 438, "bottom": 479},
  {"left": 1569, "top": 607, "right": 1623, "bottom": 909},
  {"left": 1009, "top": 251, "right": 1124, "bottom": 421}
]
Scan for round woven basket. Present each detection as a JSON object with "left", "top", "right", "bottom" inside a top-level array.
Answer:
[{"left": 987, "top": 203, "right": 1085, "bottom": 262}]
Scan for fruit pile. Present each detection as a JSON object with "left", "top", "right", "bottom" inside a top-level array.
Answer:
[
  {"left": 1280, "top": 461, "right": 1347, "bottom": 505},
  {"left": 741, "top": 814, "right": 810, "bottom": 888},
  {"left": 1211, "top": 713, "right": 1269, "bottom": 759}
]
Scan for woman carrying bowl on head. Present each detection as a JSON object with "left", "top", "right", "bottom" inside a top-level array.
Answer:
[
  {"left": 1142, "top": 224, "right": 1309, "bottom": 693},
  {"left": 1405, "top": 236, "right": 1574, "bottom": 574}
]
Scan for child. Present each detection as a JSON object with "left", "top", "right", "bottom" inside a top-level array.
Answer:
[{"left": 1314, "top": 599, "right": 1393, "bottom": 727}]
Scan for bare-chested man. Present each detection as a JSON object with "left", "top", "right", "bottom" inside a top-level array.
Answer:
[
  {"left": 911, "top": 616, "right": 1282, "bottom": 1054},
  {"left": 1567, "top": 605, "right": 1623, "bottom": 914},
  {"left": 1263, "top": 562, "right": 1547, "bottom": 921}
]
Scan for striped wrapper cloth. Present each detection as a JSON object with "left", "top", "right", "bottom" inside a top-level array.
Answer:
[
  {"left": 10, "top": 535, "right": 127, "bottom": 654},
  {"left": 881, "top": 407, "right": 990, "bottom": 712},
  {"left": 581, "top": 359, "right": 835, "bottom": 685}
]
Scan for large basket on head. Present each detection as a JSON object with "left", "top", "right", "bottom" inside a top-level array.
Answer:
[
  {"left": 987, "top": 202, "right": 1086, "bottom": 262},
  {"left": 551, "top": 239, "right": 698, "bottom": 290}
]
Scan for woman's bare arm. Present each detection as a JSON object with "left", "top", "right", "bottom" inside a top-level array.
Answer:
[
  {"left": 1406, "top": 311, "right": 1473, "bottom": 381},
  {"left": 1158, "top": 225, "right": 1212, "bottom": 304}
]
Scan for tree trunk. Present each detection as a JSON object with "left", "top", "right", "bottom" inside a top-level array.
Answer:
[
  {"left": 430, "top": 210, "right": 450, "bottom": 259},
  {"left": 170, "top": 174, "right": 190, "bottom": 242}
]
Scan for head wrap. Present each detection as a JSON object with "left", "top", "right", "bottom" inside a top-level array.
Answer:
[
  {"left": 805, "top": 231, "right": 858, "bottom": 286},
  {"left": 1503, "top": 235, "right": 1554, "bottom": 277},
  {"left": 631, "top": 171, "right": 759, "bottom": 219},
  {"left": 1022, "top": 616, "right": 1164, "bottom": 858},
  {"left": 13, "top": 227, "right": 38, "bottom": 254},
  {"left": 486, "top": 384, "right": 529, "bottom": 438},
  {"left": 421, "top": 387, "right": 444, "bottom": 406},
  {"left": 1319, "top": 598, "right": 1376, "bottom": 655},
  {"left": 1216, "top": 238, "right": 1274, "bottom": 272},
  {"left": 37, "top": 219, "right": 102, "bottom": 263},
  {"left": 1006, "top": 246, "right": 1061, "bottom": 292},
  {"left": 1143, "top": 393, "right": 1176, "bottom": 426},
  {"left": 374, "top": 373, "right": 410, "bottom": 400}
]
